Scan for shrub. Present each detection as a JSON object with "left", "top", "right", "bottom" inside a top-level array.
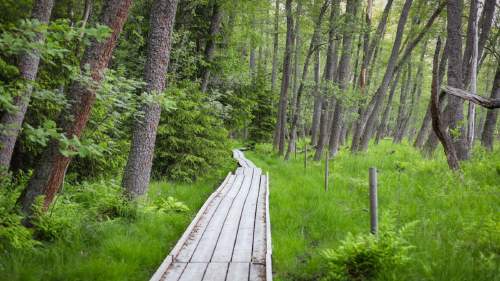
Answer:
[{"left": 321, "top": 223, "right": 416, "bottom": 281}]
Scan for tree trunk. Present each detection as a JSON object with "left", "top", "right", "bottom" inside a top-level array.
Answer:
[
  {"left": 17, "top": 0, "right": 133, "bottom": 213},
  {"left": 122, "top": 0, "right": 178, "bottom": 199},
  {"left": 465, "top": 0, "right": 478, "bottom": 149},
  {"left": 270, "top": 0, "right": 280, "bottom": 93},
  {"left": 393, "top": 62, "right": 412, "bottom": 143},
  {"left": 0, "top": 0, "right": 55, "bottom": 171},
  {"left": 328, "top": 0, "right": 358, "bottom": 156},
  {"left": 356, "top": 0, "right": 413, "bottom": 152},
  {"left": 285, "top": 0, "right": 330, "bottom": 160},
  {"left": 200, "top": 2, "right": 223, "bottom": 93},
  {"left": 375, "top": 69, "right": 402, "bottom": 143},
  {"left": 274, "top": 0, "right": 294, "bottom": 155},
  {"left": 430, "top": 38, "right": 460, "bottom": 171},
  {"left": 310, "top": 50, "right": 322, "bottom": 146},
  {"left": 477, "top": 0, "right": 496, "bottom": 66},
  {"left": 481, "top": 65, "right": 500, "bottom": 150},
  {"left": 314, "top": 0, "right": 340, "bottom": 161}
]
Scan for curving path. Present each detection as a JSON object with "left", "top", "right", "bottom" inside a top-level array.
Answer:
[{"left": 150, "top": 149, "right": 272, "bottom": 281}]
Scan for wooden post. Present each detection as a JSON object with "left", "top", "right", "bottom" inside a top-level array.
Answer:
[
  {"left": 294, "top": 141, "right": 297, "bottom": 159},
  {"left": 369, "top": 167, "right": 378, "bottom": 235},
  {"left": 324, "top": 150, "right": 329, "bottom": 191},
  {"left": 304, "top": 143, "right": 307, "bottom": 169}
]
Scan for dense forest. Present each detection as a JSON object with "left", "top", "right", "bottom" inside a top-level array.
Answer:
[{"left": 0, "top": 0, "right": 499, "bottom": 280}]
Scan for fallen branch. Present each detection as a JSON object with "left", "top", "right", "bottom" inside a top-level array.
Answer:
[{"left": 441, "top": 86, "right": 500, "bottom": 109}]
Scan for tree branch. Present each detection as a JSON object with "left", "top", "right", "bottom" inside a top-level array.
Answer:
[{"left": 441, "top": 86, "right": 500, "bottom": 109}]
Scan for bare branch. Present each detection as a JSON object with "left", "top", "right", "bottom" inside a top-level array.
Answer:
[{"left": 441, "top": 86, "right": 500, "bottom": 109}]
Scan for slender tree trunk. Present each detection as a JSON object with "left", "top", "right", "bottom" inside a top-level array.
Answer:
[
  {"left": 328, "top": 0, "right": 358, "bottom": 156},
  {"left": 0, "top": 0, "right": 55, "bottom": 171},
  {"left": 291, "top": 2, "right": 302, "bottom": 100},
  {"left": 393, "top": 63, "right": 411, "bottom": 143},
  {"left": 477, "top": 0, "right": 496, "bottom": 66},
  {"left": 466, "top": 0, "right": 478, "bottom": 150},
  {"left": 122, "top": 0, "right": 178, "bottom": 199},
  {"left": 375, "top": 69, "right": 402, "bottom": 143},
  {"left": 270, "top": 0, "right": 280, "bottom": 93},
  {"left": 200, "top": 2, "right": 223, "bottom": 93},
  {"left": 17, "top": 0, "right": 133, "bottom": 213},
  {"left": 481, "top": 65, "right": 500, "bottom": 150},
  {"left": 310, "top": 50, "right": 322, "bottom": 146},
  {"left": 314, "top": 0, "right": 340, "bottom": 161},
  {"left": 274, "top": 0, "right": 294, "bottom": 155},
  {"left": 285, "top": 0, "right": 330, "bottom": 160}
]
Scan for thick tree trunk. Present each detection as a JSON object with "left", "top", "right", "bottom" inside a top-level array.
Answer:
[
  {"left": 270, "top": 0, "right": 280, "bottom": 93},
  {"left": 285, "top": 0, "right": 330, "bottom": 160},
  {"left": 430, "top": 38, "right": 460, "bottom": 171},
  {"left": 444, "top": 0, "right": 468, "bottom": 160},
  {"left": 356, "top": 0, "right": 413, "bottom": 152},
  {"left": 314, "top": 0, "right": 340, "bottom": 161},
  {"left": 200, "top": 2, "right": 223, "bottom": 93},
  {"left": 17, "top": 0, "right": 133, "bottom": 213},
  {"left": 481, "top": 65, "right": 500, "bottom": 150},
  {"left": 328, "top": 0, "right": 358, "bottom": 156},
  {"left": 122, "top": 0, "right": 178, "bottom": 199},
  {"left": 274, "top": 0, "right": 294, "bottom": 155},
  {"left": 0, "top": 0, "right": 55, "bottom": 171},
  {"left": 375, "top": 69, "right": 402, "bottom": 143}
]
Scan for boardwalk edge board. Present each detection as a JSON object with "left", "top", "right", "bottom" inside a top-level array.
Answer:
[{"left": 150, "top": 150, "right": 272, "bottom": 281}]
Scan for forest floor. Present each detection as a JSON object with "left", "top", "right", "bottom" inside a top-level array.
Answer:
[{"left": 246, "top": 140, "right": 500, "bottom": 281}]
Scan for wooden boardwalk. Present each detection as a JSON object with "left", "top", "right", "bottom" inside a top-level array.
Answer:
[{"left": 150, "top": 150, "right": 272, "bottom": 281}]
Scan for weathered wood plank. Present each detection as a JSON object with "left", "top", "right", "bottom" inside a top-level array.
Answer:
[
  {"left": 251, "top": 175, "right": 267, "bottom": 264},
  {"left": 175, "top": 175, "right": 238, "bottom": 262},
  {"left": 178, "top": 263, "right": 207, "bottom": 281},
  {"left": 211, "top": 169, "right": 256, "bottom": 262},
  {"left": 250, "top": 263, "right": 266, "bottom": 281},
  {"left": 191, "top": 174, "right": 249, "bottom": 262},
  {"left": 226, "top": 262, "right": 250, "bottom": 281},
  {"left": 265, "top": 173, "right": 273, "bottom": 281},
  {"left": 202, "top": 262, "right": 228, "bottom": 281},
  {"left": 232, "top": 170, "right": 261, "bottom": 262},
  {"left": 162, "top": 262, "right": 187, "bottom": 281}
]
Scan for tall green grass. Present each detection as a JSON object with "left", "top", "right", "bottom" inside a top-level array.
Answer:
[
  {"left": 246, "top": 140, "right": 500, "bottom": 281},
  {"left": 0, "top": 166, "right": 232, "bottom": 281}
]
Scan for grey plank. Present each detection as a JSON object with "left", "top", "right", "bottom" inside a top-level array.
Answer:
[
  {"left": 162, "top": 262, "right": 187, "bottom": 281},
  {"left": 202, "top": 262, "right": 228, "bottom": 281},
  {"left": 232, "top": 171, "right": 261, "bottom": 262},
  {"left": 249, "top": 263, "right": 265, "bottom": 281},
  {"left": 251, "top": 175, "right": 267, "bottom": 264},
  {"left": 211, "top": 170, "right": 256, "bottom": 262},
  {"left": 178, "top": 263, "right": 207, "bottom": 281},
  {"left": 226, "top": 263, "right": 250, "bottom": 281},
  {"left": 175, "top": 176, "right": 237, "bottom": 262},
  {"left": 191, "top": 175, "right": 248, "bottom": 262}
]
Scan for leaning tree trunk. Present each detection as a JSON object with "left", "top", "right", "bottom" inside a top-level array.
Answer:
[
  {"left": 328, "top": 0, "right": 359, "bottom": 156},
  {"left": 313, "top": 0, "right": 340, "bottom": 161},
  {"left": 477, "top": 0, "right": 496, "bottom": 67},
  {"left": 122, "top": 0, "right": 178, "bottom": 199},
  {"left": 480, "top": 65, "right": 500, "bottom": 150},
  {"left": 17, "top": 0, "right": 133, "bottom": 214},
  {"left": 274, "top": 0, "right": 294, "bottom": 155},
  {"left": 285, "top": 0, "right": 330, "bottom": 160},
  {"left": 0, "top": 0, "right": 55, "bottom": 171},
  {"left": 200, "top": 2, "right": 223, "bottom": 93},
  {"left": 375, "top": 69, "right": 402, "bottom": 143}
]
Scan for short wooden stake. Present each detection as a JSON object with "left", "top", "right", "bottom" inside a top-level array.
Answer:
[
  {"left": 369, "top": 167, "right": 378, "bottom": 235},
  {"left": 304, "top": 143, "right": 307, "bottom": 169},
  {"left": 294, "top": 142, "right": 297, "bottom": 159},
  {"left": 324, "top": 150, "right": 329, "bottom": 192}
]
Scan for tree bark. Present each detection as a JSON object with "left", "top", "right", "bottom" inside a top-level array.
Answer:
[
  {"left": 477, "top": 0, "right": 496, "bottom": 66},
  {"left": 270, "top": 0, "right": 280, "bottom": 93},
  {"left": 17, "top": 0, "right": 133, "bottom": 213},
  {"left": 430, "top": 38, "right": 460, "bottom": 171},
  {"left": 285, "top": 0, "right": 330, "bottom": 160},
  {"left": 375, "top": 69, "right": 402, "bottom": 143},
  {"left": 274, "top": 0, "right": 294, "bottom": 155},
  {"left": 314, "top": 0, "right": 340, "bottom": 161},
  {"left": 481, "top": 65, "right": 500, "bottom": 150},
  {"left": 328, "top": 0, "right": 358, "bottom": 156},
  {"left": 356, "top": 0, "right": 413, "bottom": 152},
  {"left": 0, "top": 0, "right": 55, "bottom": 171},
  {"left": 393, "top": 62, "right": 412, "bottom": 143},
  {"left": 122, "top": 0, "right": 178, "bottom": 199},
  {"left": 200, "top": 2, "right": 223, "bottom": 93},
  {"left": 310, "top": 50, "right": 322, "bottom": 146}
]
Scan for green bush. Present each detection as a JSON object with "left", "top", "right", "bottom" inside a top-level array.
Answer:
[
  {"left": 153, "top": 81, "right": 232, "bottom": 182},
  {"left": 321, "top": 223, "right": 416, "bottom": 281}
]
